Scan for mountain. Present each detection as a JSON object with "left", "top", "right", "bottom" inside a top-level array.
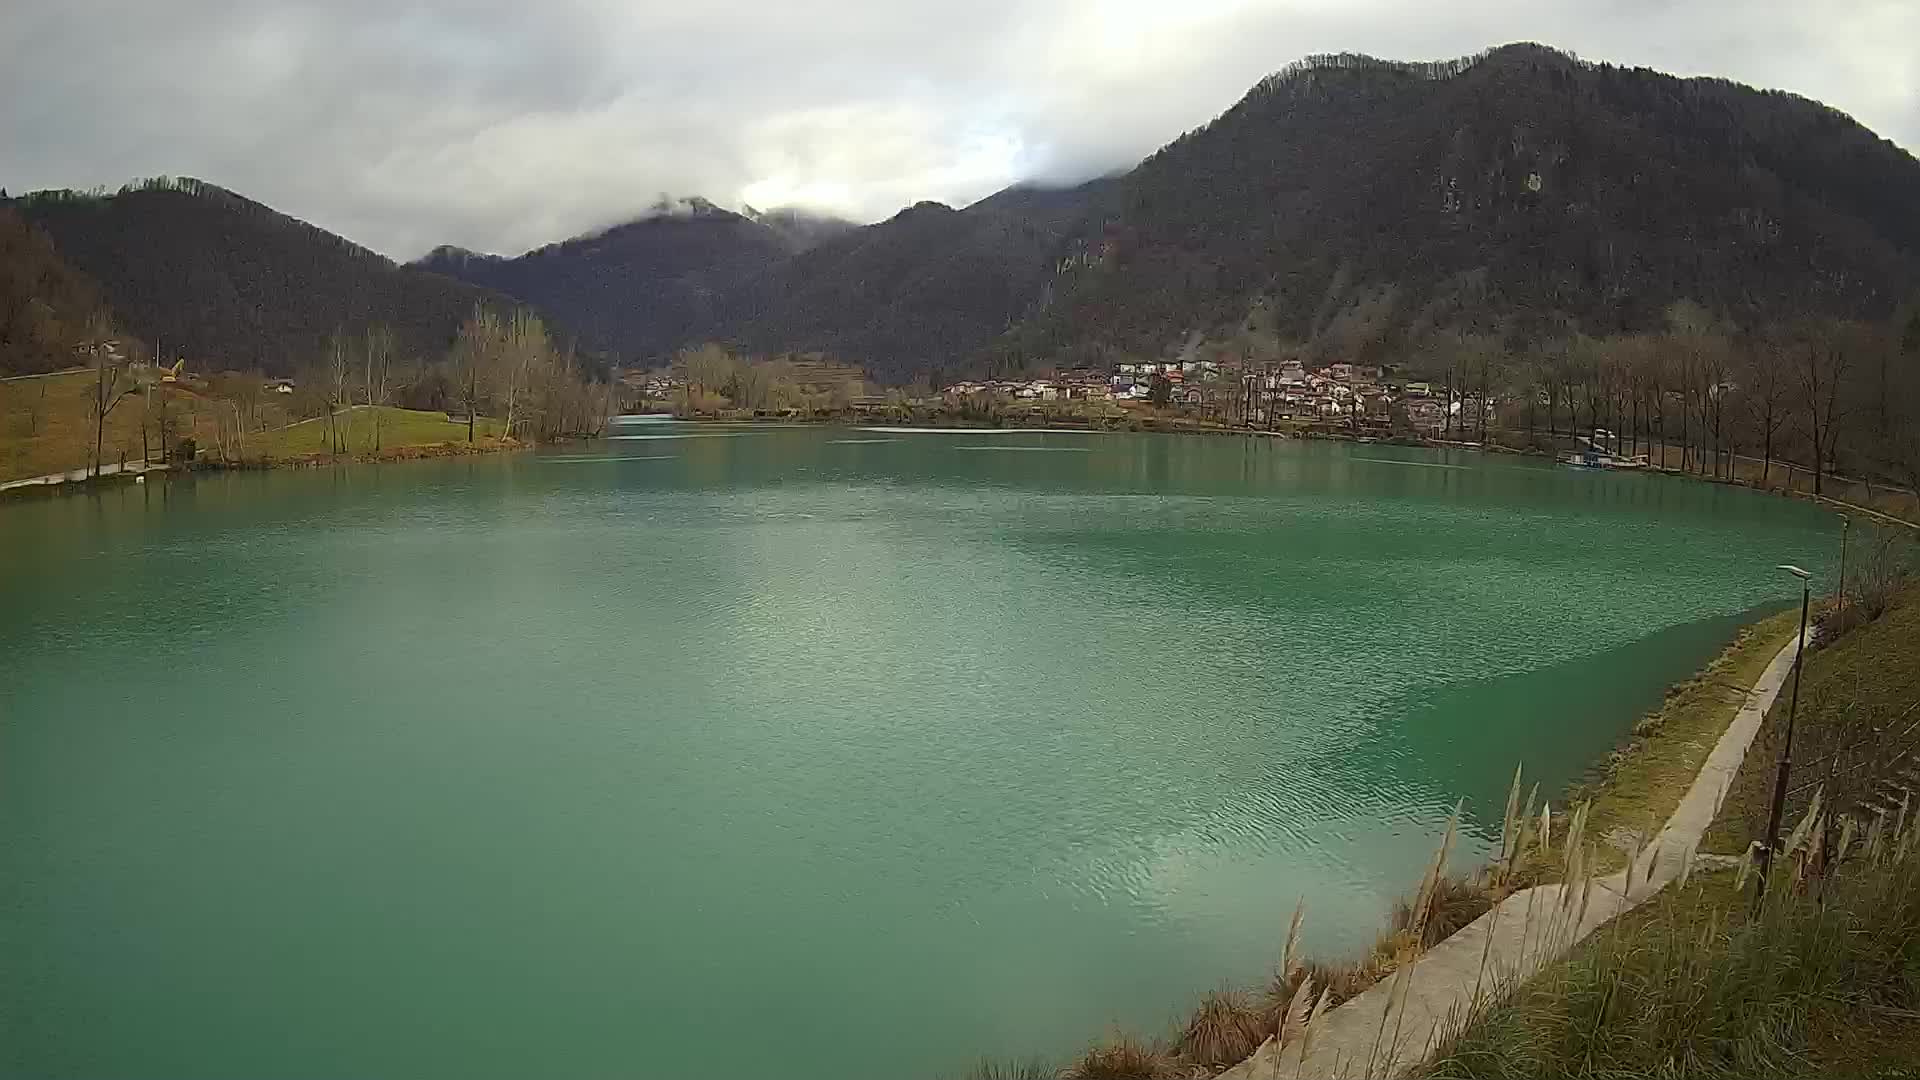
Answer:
[
  {"left": 419, "top": 45, "right": 1920, "bottom": 380},
  {"left": 413, "top": 188, "right": 1105, "bottom": 378},
  {"left": 413, "top": 198, "right": 856, "bottom": 361},
  {"left": 718, "top": 180, "right": 1119, "bottom": 381},
  {"left": 0, "top": 207, "right": 106, "bottom": 375},
  {"left": 1010, "top": 44, "right": 1920, "bottom": 363},
  {"left": 6, "top": 178, "right": 513, "bottom": 374},
  {"left": 743, "top": 205, "right": 859, "bottom": 252},
  {"left": 17, "top": 45, "right": 1916, "bottom": 382}
]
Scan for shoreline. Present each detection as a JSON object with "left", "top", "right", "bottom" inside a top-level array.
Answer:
[
  {"left": 1013, "top": 603, "right": 1807, "bottom": 1080},
  {"left": 0, "top": 436, "right": 530, "bottom": 502},
  {"left": 664, "top": 410, "right": 1920, "bottom": 527},
  {"left": 1223, "top": 626, "right": 1809, "bottom": 1080}
]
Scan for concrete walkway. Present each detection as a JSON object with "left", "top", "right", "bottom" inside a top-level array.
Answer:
[
  {"left": 1221, "top": 632, "right": 1804, "bottom": 1080},
  {"left": 0, "top": 459, "right": 169, "bottom": 494}
]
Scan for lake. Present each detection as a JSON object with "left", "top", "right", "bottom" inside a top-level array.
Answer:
[{"left": 0, "top": 425, "right": 1838, "bottom": 1079}]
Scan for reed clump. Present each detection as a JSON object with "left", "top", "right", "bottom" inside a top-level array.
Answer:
[
  {"left": 1059, "top": 1032, "right": 1177, "bottom": 1079},
  {"left": 1421, "top": 788, "right": 1920, "bottom": 1078},
  {"left": 1173, "top": 990, "right": 1268, "bottom": 1068}
]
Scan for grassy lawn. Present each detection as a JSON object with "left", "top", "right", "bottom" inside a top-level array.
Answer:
[
  {"left": 239, "top": 406, "right": 505, "bottom": 463},
  {"left": 1703, "top": 585, "right": 1920, "bottom": 856},
  {"left": 0, "top": 370, "right": 168, "bottom": 481},
  {"left": 2, "top": 373, "right": 506, "bottom": 481},
  {"left": 1569, "top": 608, "right": 1801, "bottom": 871}
]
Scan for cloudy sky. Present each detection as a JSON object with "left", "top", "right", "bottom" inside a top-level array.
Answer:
[{"left": 5, "top": 1, "right": 1915, "bottom": 259}]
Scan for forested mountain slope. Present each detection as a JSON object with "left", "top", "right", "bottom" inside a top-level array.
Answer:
[
  {"left": 1008, "top": 44, "right": 1920, "bottom": 364},
  {"left": 0, "top": 208, "right": 106, "bottom": 375},
  {"left": 717, "top": 179, "right": 1119, "bottom": 382},
  {"left": 14, "top": 45, "right": 1918, "bottom": 381},
  {"left": 8, "top": 179, "right": 514, "bottom": 373},
  {"left": 413, "top": 198, "right": 802, "bottom": 361}
]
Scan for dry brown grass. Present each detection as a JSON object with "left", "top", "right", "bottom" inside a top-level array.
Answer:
[
  {"left": 1174, "top": 990, "right": 1268, "bottom": 1069},
  {"left": 1061, "top": 1033, "right": 1177, "bottom": 1080},
  {"left": 1266, "top": 956, "right": 1386, "bottom": 1015},
  {"left": 1392, "top": 874, "right": 1497, "bottom": 949}
]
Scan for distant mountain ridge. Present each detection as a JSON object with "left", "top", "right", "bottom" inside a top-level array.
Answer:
[
  {"left": 1011, "top": 44, "right": 1920, "bottom": 364},
  {"left": 418, "top": 44, "right": 1920, "bottom": 378},
  {"left": 11, "top": 44, "right": 1919, "bottom": 381},
  {"left": 6, "top": 178, "right": 518, "bottom": 374},
  {"left": 410, "top": 199, "right": 858, "bottom": 362}
]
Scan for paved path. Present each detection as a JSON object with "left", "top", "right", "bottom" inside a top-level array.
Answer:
[
  {"left": 1220, "top": 632, "right": 1804, "bottom": 1080},
  {"left": 0, "top": 460, "right": 169, "bottom": 494}
]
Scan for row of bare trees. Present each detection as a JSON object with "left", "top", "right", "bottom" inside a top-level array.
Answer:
[
  {"left": 1408, "top": 301, "right": 1920, "bottom": 498},
  {"left": 59, "top": 303, "right": 612, "bottom": 477},
  {"left": 448, "top": 306, "right": 612, "bottom": 443},
  {"left": 286, "top": 306, "right": 611, "bottom": 456},
  {"left": 669, "top": 342, "right": 859, "bottom": 416}
]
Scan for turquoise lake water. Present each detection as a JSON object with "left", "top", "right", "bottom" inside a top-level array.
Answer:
[{"left": 0, "top": 425, "right": 1838, "bottom": 1078}]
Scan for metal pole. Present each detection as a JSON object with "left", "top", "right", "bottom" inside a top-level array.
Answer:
[
  {"left": 1837, "top": 517, "right": 1851, "bottom": 622},
  {"left": 1755, "top": 582, "right": 1811, "bottom": 911}
]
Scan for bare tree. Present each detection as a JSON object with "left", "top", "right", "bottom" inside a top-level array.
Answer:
[
  {"left": 679, "top": 342, "right": 736, "bottom": 416},
  {"left": 1744, "top": 332, "right": 1793, "bottom": 488},
  {"left": 24, "top": 377, "right": 47, "bottom": 437},
  {"left": 363, "top": 324, "right": 395, "bottom": 452},
  {"left": 82, "top": 313, "right": 137, "bottom": 478},
  {"left": 497, "top": 309, "right": 549, "bottom": 439},
  {"left": 451, "top": 306, "right": 497, "bottom": 443},
  {"left": 1796, "top": 321, "right": 1858, "bottom": 497},
  {"left": 324, "top": 330, "right": 356, "bottom": 456}
]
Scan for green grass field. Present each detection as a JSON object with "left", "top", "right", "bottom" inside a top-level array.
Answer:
[
  {"left": 2, "top": 372, "right": 507, "bottom": 481},
  {"left": 1705, "top": 583, "right": 1920, "bottom": 856},
  {"left": 241, "top": 406, "right": 505, "bottom": 462},
  {"left": 0, "top": 370, "right": 162, "bottom": 481}
]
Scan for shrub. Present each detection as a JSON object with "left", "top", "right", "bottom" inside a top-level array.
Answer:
[
  {"left": 1061, "top": 1033, "right": 1175, "bottom": 1080},
  {"left": 1175, "top": 989, "right": 1268, "bottom": 1068},
  {"left": 1391, "top": 874, "right": 1496, "bottom": 949},
  {"left": 1818, "top": 527, "right": 1914, "bottom": 642},
  {"left": 944, "top": 1059, "right": 1054, "bottom": 1080}
]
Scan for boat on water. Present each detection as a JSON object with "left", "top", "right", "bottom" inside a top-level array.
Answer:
[{"left": 1561, "top": 448, "right": 1649, "bottom": 470}]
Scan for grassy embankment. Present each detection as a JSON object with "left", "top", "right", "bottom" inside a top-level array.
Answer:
[
  {"left": 241, "top": 405, "right": 507, "bottom": 464},
  {"left": 954, "top": 604, "right": 1814, "bottom": 1079},
  {"left": 1418, "top": 582, "right": 1920, "bottom": 1079},
  {"left": 0, "top": 369, "right": 155, "bottom": 481},
  {"left": 0, "top": 370, "right": 507, "bottom": 485}
]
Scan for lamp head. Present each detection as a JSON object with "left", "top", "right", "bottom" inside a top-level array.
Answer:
[{"left": 1777, "top": 564, "right": 1812, "bottom": 581}]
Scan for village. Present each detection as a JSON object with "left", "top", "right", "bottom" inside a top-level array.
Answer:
[
  {"left": 616, "top": 348, "right": 1497, "bottom": 437},
  {"left": 937, "top": 356, "right": 1482, "bottom": 434}
]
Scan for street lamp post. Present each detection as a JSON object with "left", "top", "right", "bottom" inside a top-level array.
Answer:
[
  {"left": 1837, "top": 516, "right": 1852, "bottom": 622},
  {"left": 1755, "top": 563, "right": 1813, "bottom": 911}
]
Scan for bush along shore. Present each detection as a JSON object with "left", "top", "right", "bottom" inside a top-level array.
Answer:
[{"left": 953, "top": 548, "right": 1919, "bottom": 1080}]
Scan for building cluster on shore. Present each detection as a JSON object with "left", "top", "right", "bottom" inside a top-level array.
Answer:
[
  {"left": 622, "top": 350, "right": 1495, "bottom": 434},
  {"left": 940, "top": 358, "right": 1487, "bottom": 432}
]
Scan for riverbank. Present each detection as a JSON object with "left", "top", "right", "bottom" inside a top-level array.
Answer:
[
  {"left": 0, "top": 403, "right": 527, "bottom": 502},
  {"left": 1417, "top": 584, "right": 1920, "bottom": 1080},
  {"left": 969, "top": 603, "right": 1810, "bottom": 1080}
]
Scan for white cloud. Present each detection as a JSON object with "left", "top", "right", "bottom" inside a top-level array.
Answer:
[{"left": 3, "top": 0, "right": 1913, "bottom": 258}]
